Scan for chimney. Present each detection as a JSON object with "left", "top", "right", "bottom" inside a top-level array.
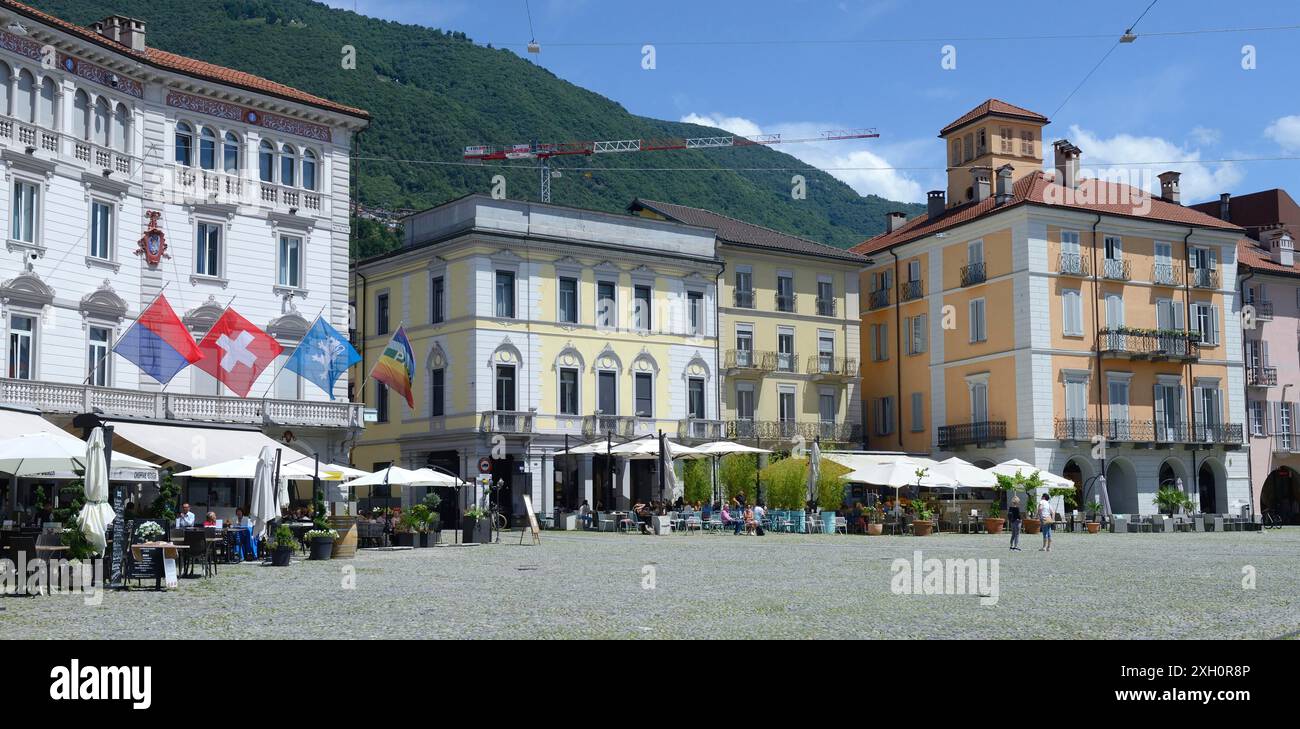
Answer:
[
  {"left": 1052, "top": 140, "right": 1081, "bottom": 189},
  {"left": 971, "top": 167, "right": 991, "bottom": 203},
  {"left": 926, "top": 190, "right": 945, "bottom": 220},
  {"left": 1157, "top": 171, "right": 1181, "bottom": 204},
  {"left": 885, "top": 211, "right": 907, "bottom": 233},
  {"left": 1269, "top": 229, "right": 1294, "bottom": 267},
  {"left": 1218, "top": 193, "right": 1231, "bottom": 221},
  {"left": 92, "top": 15, "right": 146, "bottom": 51},
  {"left": 995, "top": 164, "right": 1014, "bottom": 205}
]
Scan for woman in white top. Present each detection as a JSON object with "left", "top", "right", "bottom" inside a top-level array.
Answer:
[{"left": 1037, "top": 494, "right": 1054, "bottom": 552}]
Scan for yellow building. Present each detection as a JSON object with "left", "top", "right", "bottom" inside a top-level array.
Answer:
[
  {"left": 351, "top": 195, "right": 722, "bottom": 520},
  {"left": 853, "top": 99, "right": 1250, "bottom": 517},
  {"left": 628, "top": 200, "right": 865, "bottom": 451}
]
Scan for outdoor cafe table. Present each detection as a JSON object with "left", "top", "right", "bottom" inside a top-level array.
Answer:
[{"left": 225, "top": 525, "right": 256, "bottom": 561}]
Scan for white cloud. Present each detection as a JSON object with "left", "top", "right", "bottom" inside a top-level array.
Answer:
[
  {"left": 679, "top": 113, "right": 926, "bottom": 203},
  {"left": 1264, "top": 115, "right": 1300, "bottom": 152},
  {"left": 1189, "top": 126, "right": 1221, "bottom": 146},
  {"left": 1056, "top": 124, "right": 1243, "bottom": 204}
]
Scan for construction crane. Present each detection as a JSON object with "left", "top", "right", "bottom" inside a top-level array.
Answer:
[{"left": 463, "top": 129, "right": 880, "bottom": 203}]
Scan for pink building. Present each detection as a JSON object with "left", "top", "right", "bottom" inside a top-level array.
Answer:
[{"left": 1193, "top": 190, "right": 1300, "bottom": 522}]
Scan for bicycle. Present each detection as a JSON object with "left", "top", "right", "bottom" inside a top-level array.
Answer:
[{"left": 1261, "top": 510, "right": 1282, "bottom": 530}]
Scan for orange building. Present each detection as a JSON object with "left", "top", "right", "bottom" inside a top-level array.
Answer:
[{"left": 853, "top": 99, "right": 1250, "bottom": 518}]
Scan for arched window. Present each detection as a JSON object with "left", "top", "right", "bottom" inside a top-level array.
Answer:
[
  {"left": 93, "top": 96, "right": 110, "bottom": 147},
  {"left": 301, "top": 149, "right": 317, "bottom": 190},
  {"left": 199, "top": 126, "right": 216, "bottom": 170},
  {"left": 258, "top": 140, "right": 274, "bottom": 182},
  {"left": 73, "top": 89, "right": 90, "bottom": 140},
  {"left": 175, "top": 121, "right": 193, "bottom": 166},
  {"left": 223, "top": 132, "right": 240, "bottom": 172},
  {"left": 37, "top": 77, "right": 55, "bottom": 128},
  {"left": 112, "top": 103, "right": 129, "bottom": 152},
  {"left": 280, "top": 143, "right": 296, "bottom": 187},
  {"left": 0, "top": 62, "right": 10, "bottom": 116},
  {"left": 16, "top": 69, "right": 35, "bottom": 123}
]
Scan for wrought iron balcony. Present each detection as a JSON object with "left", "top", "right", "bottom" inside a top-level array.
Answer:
[
  {"left": 720, "top": 419, "right": 858, "bottom": 443},
  {"left": 1248, "top": 301, "right": 1273, "bottom": 320},
  {"left": 1154, "top": 421, "right": 1193, "bottom": 444},
  {"left": 1247, "top": 366, "right": 1277, "bottom": 387},
  {"left": 937, "top": 421, "right": 1006, "bottom": 448},
  {"left": 775, "top": 292, "right": 797, "bottom": 312},
  {"left": 1192, "top": 422, "right": 1244, "bottom": 446},
  {"left": 1054, "top": 418, "right": 1155, "bottom": 443},
  {"left": 806, "top": 354, "right": 859, "bottom": 382},
  {"left": 1191, "top": 268, "right": 1219, "bottom": 289},
  {"left": 724, "top": 349, "right": 777, "bottom": 374},
  {"left": 479, "top": 410, "right": 535, "bottom": 434},
  {"left": 815, "top": 296, "right": 837, "bottom": 316},
  {"left": 0, "top": 377, "right": 363, "bottom": 429},
  {"left": 899, "top": 280, "right": 924, "bottom": 302},
  {"left": 733, "top": 289, "right": 755, "bottom": 308},
  {"left": 1150, "top": 263, "right": 1184, "bottom": 287},
  {"left": 1101, "top": 258, "right": 1131, "bottom": 280},
  {"left": 1058, "top": 252, "right": 1091, "bottom": 277},
  {"left": 960, "top": 261, "right": 986, "bottom": 287},
  {"left": 807, "top": 421, "right": 863, "bottom": 444},
  {"left": 868, "top": 288, "right": 891, "bottom": 310},
  {"left": 582, "top": 414, "right": 626, "bottom": 438},
  {"left": 1098, "top": 329, "right": 1200, "bottom": 362},
  {"left": 775, "top": 351, "right": 798, "bottom": 373}
]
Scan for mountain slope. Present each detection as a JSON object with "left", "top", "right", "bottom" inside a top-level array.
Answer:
[{"left": 32, "top": 0, "right": 923, "bottom": 250}]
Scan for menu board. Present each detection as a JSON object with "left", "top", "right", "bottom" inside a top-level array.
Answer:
[
  {"left": 110, "top": 486, "right": 125, "bottom": 588},
  {"left": 128, "top": 546, "right": 163, "bottom": 581}
]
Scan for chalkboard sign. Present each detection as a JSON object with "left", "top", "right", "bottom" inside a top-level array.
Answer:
[
  {"left": 128, "top": 546, "right": 164, "bottom": 582},
  {"left": 110, "top": 485, "right": 125, "bottom": 588}
]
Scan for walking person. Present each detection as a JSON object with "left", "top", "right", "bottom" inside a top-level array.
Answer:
[
  {"left": 1038, "top": 493, "right": 1054, "bottom": 552},
  {"left": 1008, "top": 496, "right": 1022, "bottom": 551}
]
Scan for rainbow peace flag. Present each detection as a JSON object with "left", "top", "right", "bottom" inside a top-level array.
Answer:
[{"left": 370, "top": 325, "right": 415, "bottom": 409}]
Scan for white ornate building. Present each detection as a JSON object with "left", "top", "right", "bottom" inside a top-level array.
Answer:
[{"left": 0, "top": 4, "right": 368, "bottom": 516}]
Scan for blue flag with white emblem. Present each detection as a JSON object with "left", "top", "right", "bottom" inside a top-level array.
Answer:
[{"left": 283, "top": 318, "right": 361, "bottom": 400}]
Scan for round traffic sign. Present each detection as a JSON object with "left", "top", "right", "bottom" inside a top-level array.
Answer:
[{"left": 478, "top": 457, "right": 492, "bottom": 474}]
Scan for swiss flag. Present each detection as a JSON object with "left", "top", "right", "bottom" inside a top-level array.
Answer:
[{"left": 194, "top": 308, "right": 284, "bottom": 398}]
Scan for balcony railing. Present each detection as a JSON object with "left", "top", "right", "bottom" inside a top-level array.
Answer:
[
  {"left": 775, "top": 292, "right": 797, "bottom": 312},
  {"left": 0, "top": 377, "right": 363, "bottom": 428},
  {"left": 1248, "top": 301, "right": 1273, "bottom": 320},
  {"left": 1058, "top": 252, "right": 1090, "bottom": 277},
  {"left": 1150, "top": 263, "right": 1184, "bottom": 287},
  {"left": 775, "top": 351, "right": 798, "bottom": 373},
  {"left": 1193, "top": 422, "right": 1244, "bottom": 446},
  {"left": 678, "top": 419, "right": 725, "bottom": 442},
  {"left": 478, "top": 410, "right": 535, "bottom": 434},
  {"left": 815, "top": 297, "right": 837, "bottom": 316},
  {"left": 938, "top": 421, "right": 1006, "bottom": 448},
  {"left": 582, "top": 414, "right": 626, "bottom": 438},
  {"left": 806, "top": 354, "right": 858, "bottom": 381},
  {"left": 899, "top": 280, "right": 924, "bottom": 302},
  {"left": 1247, "top": 367, "right": 1278, "bottom": 387},
  {"left": 960, "top": 261, "right": 986, "bottom": 287},
  {"left": 721, "top": 419, "right": 861, "bottom": 444},
  {"left": 1191, "top": 268, "right": 1219, "bottom": 289},
  {"left": 868, "top": 288, "right": 891, "bottom": 310},
  {"left": 734, "top": 289, "right": 755, "bottom": 308},
  {"left": 1102, "top": 258, "right": 1131, "bottom": 281},
  {"left": 1054, "top": 419, "right": 1155, "bottom": 442},
  {"left": 1098, "top": 329, "right": 1200, "bottom": 361},
  {"left": 724, "top": 349, "right": 777, "bottom": 373},
  {"left": 73, "top": 140, "right": 132, "bottom": 175}
]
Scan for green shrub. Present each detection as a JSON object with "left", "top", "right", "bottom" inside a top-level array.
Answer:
[
  {"left": 719, "top": 454, "right": 756, "bottom": 503},
  {"left": 273, "top": 525, "right": 296, "bottom": 550},
  {"left": 682, "top": 459, "right": 712, "bottom": 505},
  {"left": 759, "top": 458, "right": 804, "bottom": 510}
]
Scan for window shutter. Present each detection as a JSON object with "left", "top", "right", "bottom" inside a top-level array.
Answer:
[
  {"left": 1210, "top": 306, "right": 1220, "bottom": 344},
  {"left": 1209, "top": 249, "right": 1217, "bottom": 270},
  {"left": 917, "top": 314, "right": 927, "bottom": 353},
  {"left": 1154, "top": 385, "right": 1167, "bottom": 434},
  {"left": 903, "top": 317, "right": 913, "bottom": 355},
  {"left": 1263, "top": 340, "right": 1270, "bottom": 366},
  {"left": 1174, "top": 304, "right": 1185, "bottom": 331},
  {"left": 869, "top": 325, "right": 877, "bottom": 361},
  {"left": 882, "top": 323, "right": 888, "bottom": 359}
]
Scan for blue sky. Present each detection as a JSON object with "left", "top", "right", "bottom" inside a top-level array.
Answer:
[{"left": 325, "top": 0, "right": 1300, "bottom": 204}]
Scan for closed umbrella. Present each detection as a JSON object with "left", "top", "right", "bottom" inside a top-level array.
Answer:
[
  {"left": 806, "top": 440, "right": 822, "bottom": 507},
  {"left": 249, "top": 446, "right": 279, "bottom": 540},
  {"left": 77, "top": 428, "right": 115, "bottom": 556}
]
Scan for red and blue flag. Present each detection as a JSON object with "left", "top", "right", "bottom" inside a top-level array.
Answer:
[{"left": 113, "top": 294, "right": 203, "bottom": 385}]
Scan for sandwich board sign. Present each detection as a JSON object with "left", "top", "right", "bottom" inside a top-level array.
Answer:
[{"left": 520, "top": 494, "right": 541, "bottom": 546}]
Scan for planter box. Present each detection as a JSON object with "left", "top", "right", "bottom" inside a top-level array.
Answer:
[
  {"left": 418, "top": 531, "right": 439, "bottom": 548},
  {"left": 271, "top": 546, "right": 293, "bottom": 566},
  {"left": 983, "top": 518, "right": 1005, "bottom": 535},
  {"left": 821, "top": 512, "right": 837, "bottom": 533},
  {"left": 462, "top": 516, "right": 492, "bottom": 544},
  {"left": 866, "top": 523, "right": 883, "bottom": 536},
  {"left": 309, "top": 537, "right": 335, "bottom": 560},
  {"left": 1023, "top": 518, "right": 1041, "bottom": 535},
  {"left": 912, "top": 520, "right": 934, "bottom": 537},
  {"left": 392, "top": 532, "right": 415, "bottom": 547}
]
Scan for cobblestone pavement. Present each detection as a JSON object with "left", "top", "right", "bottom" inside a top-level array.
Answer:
[{"left": 2, "top": 529, "right": 1296, "bottom": 639}]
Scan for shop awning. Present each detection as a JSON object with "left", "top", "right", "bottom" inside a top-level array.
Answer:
[
  {"left": 0, "top": 408, "right": 158, "bottom": 481},
  {"left": 108, "top": 421, "right": 304, "bottom": 470}
]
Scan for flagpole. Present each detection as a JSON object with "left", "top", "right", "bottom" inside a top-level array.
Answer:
[
  {"left": 258, "top": 304, "right": 328, "bottom": 401},
  {"left": 161, "top": 293, "right": 237, "bottom": 395},
  {"left": 90, "top": 281, "right": 172, "bottom": 386}
]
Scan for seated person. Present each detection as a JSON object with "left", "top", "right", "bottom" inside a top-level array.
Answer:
[
  {"left": 700, "top": 502, "right": 712, "bottom": 521},
  {"left": 234, "top": 508, "right": 252, "bottom": 528},
  {"left": 175, "top": 503, "right": 196, "bottom": 528},
  {"left": 633, "top": 502, "right": 653, "bottom": 535},
  {"left": 203, "top": 512, "right": 218, "bottom": 528},
  {"left": 680, "top": 502, "right": 694, "bottom": 519},
  {"left": 743, "top": 506, "right": 757, "bottom": 535},
  {"left": 577, "top": 500, "right": 592, "bottom": 529}
]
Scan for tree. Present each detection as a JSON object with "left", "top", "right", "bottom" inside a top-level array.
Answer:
[
  {"left": 718, "top": 454, "right": 756, "bottom": 503},
  {"left": 682, "top": 459, "right": 711, "bottom": 505},
  {"left": 151, "top": 472, "right": 180, "bottom": 521}
]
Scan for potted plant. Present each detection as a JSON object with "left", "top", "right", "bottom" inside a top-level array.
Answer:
[
  {"left": 1152, "top": 486, "right": 1190, "bottom": 532},
  {"left": 271, "top": 525, "right": 295, "bottom": 566},
  {"left": 305, "top": 528, "right": 338, "bottom": 560},
  {"left": 133, "top": 521, "right": 165, "bottom": 544},
  {"left": 1084, "top": 499, "right": 1103, "bottom": 534},
  {"left": 911, "top": 497, "right": 935, "bottom": 536},
  {"left": 865, "top": 504, "right": 883, "bottom": 536},
  {"left": 1022, "top": 494, "right": 1042, "bottom": 535},
  {"left": 463, "top": 506, "right": 491, "bottom": 544},
  {"left": 417, "top": 492, "right": 442, "bottom": 547},
  {"left": 984, "top": 501, "right": 1005, "bottom": 535}
]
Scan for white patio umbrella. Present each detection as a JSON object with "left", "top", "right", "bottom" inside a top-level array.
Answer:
[
  {"left": 693, "top": 441, "right": 772, "bottom": 506},
  {"left": 554, "top": 441, "right": 610, "bottom": 456},
  {"left": 249, "top": 446, "right": 279, "bottom": 539},
  {"left": 843, "top": 455, "right": 953, "bottom": 512},
  {"left": 77, "top": 428, "right": 115, "bottom": 555},
  {"left": 175, "top": 456, "right": 317, "bottom": 480},
  {"left": 933, "top": 456, "right": 998, "bottom": 488},
  {"left": 985, "top": 459, "right": 1074, "bottom": 488},
  {"left": 806, "top": 440, "right": 822, "bottom": 506},
  {"left": 608, "top": 439, "right": 707, "bottom": 460},
  {"left": 347, "top": 465, "right": 461, "bottom": 488},
  {"left": 0, "top": 432, "right": 154, "bottom": 476}
]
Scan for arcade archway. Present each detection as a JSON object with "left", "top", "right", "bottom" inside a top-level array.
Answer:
[{"left": 1261, "top": 467, "right": 1300, "bottom": 524}]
